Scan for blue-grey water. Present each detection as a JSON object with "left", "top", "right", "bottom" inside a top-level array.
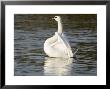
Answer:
[{"left": 14, "top": 15, "right": 97, "bottom": 76}]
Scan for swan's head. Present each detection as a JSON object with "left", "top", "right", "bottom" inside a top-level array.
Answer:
[{"left": 52, "top": 16, "right": 61, "bottom": 22}]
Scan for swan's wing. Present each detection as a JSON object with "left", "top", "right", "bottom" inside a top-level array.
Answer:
[
  {"left": 49, "top": 33, "right": 58, "bottom": 47},
  {"left": 57, "top": 33, "right": 73, "bottom": 57},
  {"left": 57, "top": 33, "right": 71, "bottom": 49},
  {"left": 62, "top": 33, "right": 72, "bottom": 48}
]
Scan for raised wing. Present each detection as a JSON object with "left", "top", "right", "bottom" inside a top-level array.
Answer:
[{"left": 57, "top": 32, "right": 73, "bottom": 57}]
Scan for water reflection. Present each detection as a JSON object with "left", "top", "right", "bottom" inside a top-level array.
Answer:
[
  {"left": 14, "top": 14, "right": 97, "bottom": 76},
  {"left": 44, "top": 57, "right": 74, "bottom": 76}
]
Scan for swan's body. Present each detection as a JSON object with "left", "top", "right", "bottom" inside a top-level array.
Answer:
[{"left": 44, "top": 16, "right": 73, "bottom": 58}]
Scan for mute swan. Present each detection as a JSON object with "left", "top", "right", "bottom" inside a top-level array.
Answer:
[{"left": 44, "top": 16, "right": 73, "bottom": 58}]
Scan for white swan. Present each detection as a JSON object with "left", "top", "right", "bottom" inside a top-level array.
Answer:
[{"left": 44, "top": 16, "right": 73, "bottom": 58}]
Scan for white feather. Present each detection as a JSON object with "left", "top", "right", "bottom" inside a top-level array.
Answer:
[{"left": 44, "top": 16, "right": 73, "bottom": 58}]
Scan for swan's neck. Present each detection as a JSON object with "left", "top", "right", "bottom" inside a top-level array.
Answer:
[{"left": 57, "top": 20, "right": 63, "bottom": 34}]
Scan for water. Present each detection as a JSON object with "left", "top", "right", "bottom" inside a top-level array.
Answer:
[{"left": 14, "top": 15, "right": 97, "bottom": 76}]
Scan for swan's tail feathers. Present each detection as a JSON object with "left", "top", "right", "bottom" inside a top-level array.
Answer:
[{"left": 73, "top": 48, "right": 78, "bottom": 56}]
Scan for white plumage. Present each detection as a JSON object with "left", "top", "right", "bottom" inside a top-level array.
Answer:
[{"left": 44, "top": 16, "right": 73, "bottom": 58}]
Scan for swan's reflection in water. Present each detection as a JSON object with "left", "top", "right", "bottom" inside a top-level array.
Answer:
[{"left": 44, "top": 57, "right": 74, "bottom": 76}]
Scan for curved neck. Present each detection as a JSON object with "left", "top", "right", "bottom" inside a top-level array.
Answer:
[{"left": 57, "top": 20, "right": 63, "bottom": 34}]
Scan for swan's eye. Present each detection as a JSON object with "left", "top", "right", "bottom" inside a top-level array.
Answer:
[{"left": 55, "top": 17, "right": 57, "bottom": 18}]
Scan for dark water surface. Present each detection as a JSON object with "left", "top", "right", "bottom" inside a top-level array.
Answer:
[{"left": 14, "top": 15, "right": 97, "bottom": 76}]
